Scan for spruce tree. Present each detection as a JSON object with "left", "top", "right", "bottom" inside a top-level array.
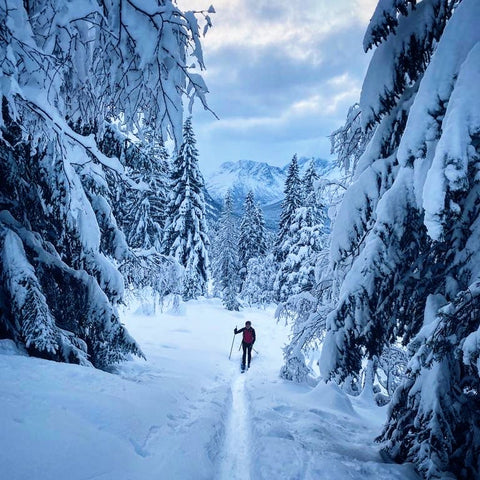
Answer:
[
  {"left": 276, "top": 161, "right": 332, "bottom": 381},
  {"left": 274, "top": 158, "right": 327, "bottom": 302},
  {"left": 96, "top": 125, "right": 183, "bottom": 304},
  {"left": 301, "top": 160, "right": 318, "bottom": 205},
  {"left": 123, "top": 135, "right": 170, "bottom": 251},
  {"left": 277, "top": 103, "right": 375, "bottom": 385},
  {"left": 276, "top": 154, "right": 302, "bottom": 263},
  {"left": 254, "top": 201, "right": 268, "bottom": 255},
  {"left": 274, "top": 206, "right": 325, "bottom": 302},
  {"left": 238, "top": 191, "right": 267, "bottom": 281},
  {"left": 214, "top": 191, "right": 240, "bottom": 311},
  {"left": 302, "top": 160, "right": 329, "bottom": 231},
  {"left": 163, "top": 117, "right": 209, "bottom": 300}
]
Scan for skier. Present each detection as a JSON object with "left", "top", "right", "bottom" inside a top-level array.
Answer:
[{"left": 234, "top": 321, "right": 256, "bottom": 371}]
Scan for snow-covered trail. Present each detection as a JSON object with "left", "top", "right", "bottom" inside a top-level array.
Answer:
[
  {"left": 0, "top": 298, "right": 419, "bottom": 480},
  {"left": 218, "top": 374, "right": 251, "bottom": 480}
]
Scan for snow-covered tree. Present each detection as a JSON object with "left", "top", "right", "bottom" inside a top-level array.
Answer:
[
  {"left": 96, "top": 124, "right": 184, "bottom": 306},
  {"left": 278, "top": 290, "right": 320, "bottom": 383},
  {"left": 277, "top": 103, "right": 374, "bottom": 382},
  {"left": 329, "top": 103, "right": 374, "bottom": 178},
  {"left": 0, "top": 0, "right": 212, "bottom": 367},
  {"left": 319, "top": 0, "right": 480, "bottom": 477},
  {"left": 274, "top": 207, "right": 325, "bottom": 303},
  {"left": 213, "top": 191, "right": 240, "bottom": 310},
  {"left": 301, "top": 161, "right": 318, "bottom": 203},
  {"left": 254, "top": 202, "right": 268, "bottom": 255},
  {"left": 376, "top": 345, "right": 407, "bottom": 398},
  {"left": 163, "top": 117, "right": 209, "bottom": 300},
  {"left": 275, "top": 154, "right": 302, "bottom": 262},
  {"left": 274, "top": 159, "right": 327, "bottom": 302},
  {"left": 275, "top": 160, "right": 330, "bottom": 379},
  {"left": 238, "top": 191, "right": 267, "bottom": 281},
  {"left": 120, "top": 251, "right": 184, "bottom": 308},
  {"left": 124, "top": 135, "right": 170, "bottom": 251},
  {"left": 241, "top": 254, "right": 276, "bottom": 307}
]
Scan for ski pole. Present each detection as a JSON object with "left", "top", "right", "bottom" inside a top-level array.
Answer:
[
  {"left": 253, "top": 347, "right": 259, "bottom": 354},
  {"left": 229, "top": 327, "right": 236, "bottom": 360}
]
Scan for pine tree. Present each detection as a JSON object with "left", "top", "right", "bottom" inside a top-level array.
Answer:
[
  {"left": 213, "top": 191, "right": 241, "bottom": 310},
  {"left": 275, "top": 161, "right": 329, "bottom": 377},
  {"left": 96, "top": 124, "right": 183, "bottom": 305},
  {"left": 238, "top": 191, "right": 267, "bottom": 281},
  {"left": 319, "top": 0, "right": 480, "bottom": 477},
  {"left": 276, "top": 103, "right": 375, "bottom": 385},
  {"left": 276, "top": 154, "right": 302, "bottom": 263},
  {"left": 163, "top": 117, "right": 209, "bottom": 300}
]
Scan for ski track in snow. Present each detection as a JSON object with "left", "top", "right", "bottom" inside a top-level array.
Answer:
[{"left": 218, "top": 373, "right": 251, "bottom": 480}]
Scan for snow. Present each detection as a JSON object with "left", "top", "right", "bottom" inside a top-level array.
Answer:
[
  {"left": 206, "top": 160, "right": 286, "bottom": 207},
  {"left": 0, "top": 298, "right": 418, "bottom": 479},
  {"left": 219, "top": 375, "right": 251, "bottom": 479},
  {"left": 389, "top": 0, "right": 480, "bottom": 240},
  {"left": 205, "top": 158, "right": 335, "bottom": 210},
  {"left": 360, "top": 0, "right": 444, "bottom": 129}
]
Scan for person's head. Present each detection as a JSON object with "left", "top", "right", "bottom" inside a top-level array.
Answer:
[{"left": 245, "top": 321, "right": 251, "bottom": 328}]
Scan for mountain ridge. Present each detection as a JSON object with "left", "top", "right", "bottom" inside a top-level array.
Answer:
[
  {"left": 206, "top": 157, "right": 333, "bottom": 207},
  {"left": 204, "top": 157, "right": 334, "bottom": 230}
]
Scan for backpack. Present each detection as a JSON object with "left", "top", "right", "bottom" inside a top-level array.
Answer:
[{"left": 243, "top": 328, "right": 253, "bottom": 344}]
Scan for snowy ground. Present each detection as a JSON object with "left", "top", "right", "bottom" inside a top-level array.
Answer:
[{"left": 0, "top": 298, "right": 418, "bottom": 480}]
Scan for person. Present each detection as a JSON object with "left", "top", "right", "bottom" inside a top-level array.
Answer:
[{"left": 234, "top": 321, "right": 256, "bottom": 370}]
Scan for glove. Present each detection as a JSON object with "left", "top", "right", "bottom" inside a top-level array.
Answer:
[{"left": 234, "top": 328, "right": 237, "bottom": 334}]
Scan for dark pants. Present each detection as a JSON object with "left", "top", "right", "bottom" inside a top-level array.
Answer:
[{"left": 242, "top": 342, "right": 253, "bottom": 367}]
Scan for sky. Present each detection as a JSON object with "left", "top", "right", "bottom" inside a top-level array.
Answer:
[{"left": 178, "top": 0, "right": 377, "bottom": 174}]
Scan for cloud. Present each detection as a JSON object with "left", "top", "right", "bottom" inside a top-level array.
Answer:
[{"left": 178, "top": 0, "right": 377, "bottom": 172}]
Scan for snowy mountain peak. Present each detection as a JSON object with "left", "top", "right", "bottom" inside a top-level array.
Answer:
[{"left": 205, "top": 157, "right": 333, "bottom": 209}]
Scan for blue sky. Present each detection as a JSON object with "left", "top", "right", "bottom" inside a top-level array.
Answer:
[{"left": 179, "top": 0, "right": 377, "bottom": 174}]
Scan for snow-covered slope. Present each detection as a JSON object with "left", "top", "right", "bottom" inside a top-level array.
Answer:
[
  {"left": 206, "top": 157, "right": 334, "bottom": 212},
  {"left": 206, "top": 159, "right": 285, "bottom": 208},
  {"left": 0, "top": 297, "right": 418, "bottom": 480}
]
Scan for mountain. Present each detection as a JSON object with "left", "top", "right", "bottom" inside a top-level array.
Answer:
[
  {"left": 206, "top": 157, "right": 333, "bottom": 207},
  {"left": 204, "top": 157, "right": 334, "bottom": 229},
  {"left": 205, "top": 159, "right": 285, "bottom": 208}
]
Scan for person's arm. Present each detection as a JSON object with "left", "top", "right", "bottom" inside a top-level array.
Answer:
[
  {"left": 252, "top": 328, "right": 256, "bottom": 344},
  {"left": 234, "top": 327, "right": 245, "bottom": 334}
]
